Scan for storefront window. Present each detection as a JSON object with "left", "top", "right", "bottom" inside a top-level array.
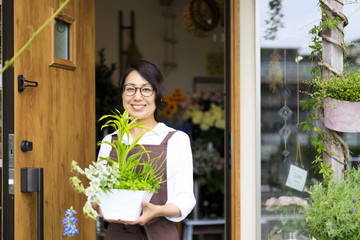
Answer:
[{"left": 260, "top": 1, "right": 360, "bottom": 239}]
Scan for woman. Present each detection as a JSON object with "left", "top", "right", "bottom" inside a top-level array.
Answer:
[{"left": 94, "top": 60, "right": 196, "bottom": 240}]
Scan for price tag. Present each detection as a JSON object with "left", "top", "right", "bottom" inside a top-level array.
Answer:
[{"left": 285, "top": 164, "right": 308, "bottom": 192}]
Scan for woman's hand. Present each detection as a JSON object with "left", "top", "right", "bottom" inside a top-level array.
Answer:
[
  {"left": 126, "top": 201, "right": 181, "bottom": 226},
  {"left": 97, "top": 201, "right": 181, "bottom": 225},
  {"left": 131, "top": 201, "right": 161, "bottom": 225}
]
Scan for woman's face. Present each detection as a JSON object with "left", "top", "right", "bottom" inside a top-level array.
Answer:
[{"left": 122, "top": 70, "right": 157, "bottom": 124}]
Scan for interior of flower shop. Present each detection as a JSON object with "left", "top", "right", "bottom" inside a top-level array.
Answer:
[{"left": 95, "top": 0, "right": 226, "bottom": 239}]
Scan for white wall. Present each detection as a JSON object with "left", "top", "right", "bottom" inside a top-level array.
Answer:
[{"left": 95, "top": 0, "right": 223, "bottom": 94}]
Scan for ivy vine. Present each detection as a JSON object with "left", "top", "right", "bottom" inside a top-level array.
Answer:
[{"left": 301, "top": 0, "right": 352, "bottom": 184}]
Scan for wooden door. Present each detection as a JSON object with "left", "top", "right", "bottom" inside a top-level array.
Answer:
[{"left": 8, "top": 0, "right": 95, "bottom": 239}]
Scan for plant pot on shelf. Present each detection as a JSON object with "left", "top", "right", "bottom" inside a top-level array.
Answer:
[
  {"left": 98, "top": 189, "right": 153, "bottom": 221},
  {"left": 324, "top": 97, "right": 360, "bottom": 133}
]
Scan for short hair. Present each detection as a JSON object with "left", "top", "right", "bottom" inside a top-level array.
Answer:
[{"left": 119, "top": 60, "right": 167, "bottom": 121}]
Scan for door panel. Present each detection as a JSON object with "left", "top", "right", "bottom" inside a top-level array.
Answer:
[{"left": 13, "top": 0, "right": 95, "bottom": 239}]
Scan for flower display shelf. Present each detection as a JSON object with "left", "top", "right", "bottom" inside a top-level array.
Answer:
[
  {"left": 98, "top": 189, "right": 153, "bottom": 221},
  {"left": 324, "top": 97, "right": 360, "bottom": 133}
]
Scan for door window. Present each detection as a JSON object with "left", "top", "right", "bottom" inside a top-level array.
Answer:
[{"left": 55, "top": 19, "right": 70, "bottom": 60}]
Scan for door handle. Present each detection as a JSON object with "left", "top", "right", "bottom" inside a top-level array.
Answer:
[
  {"left": 18, "top": 75, "right": 38, "bottom": 92},
  {"left": 21, "top": 168, "right": 44, "bottom": 240}
]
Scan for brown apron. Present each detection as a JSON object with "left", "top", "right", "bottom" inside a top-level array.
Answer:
[{"left": 104, "top": 131, "right": 180, "bottom": 240}]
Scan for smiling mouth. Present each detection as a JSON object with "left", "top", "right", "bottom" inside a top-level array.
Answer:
[{"left": 131, "top": 104, "right": 146, "bottom": 110}]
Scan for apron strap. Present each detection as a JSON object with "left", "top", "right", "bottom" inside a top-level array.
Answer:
[
  {"left": 160, "top": 131, "right": 177, "bottom": 145},
  {"left": 111, "top": 134, "right": 117, "bottom": 143},
  {"left": 111, "top": 131, "right": 177, "bottom": 145}
]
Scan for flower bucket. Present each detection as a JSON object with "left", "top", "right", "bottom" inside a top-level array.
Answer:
[
  {"left": 324, "top": 97, "right": 360, "bottom": 133},
  {"left": 282, "top": 231, "right": 301, "bottom": 240},
  {"left": 98, "top": 189, "right": 153, "bottom": 221}
]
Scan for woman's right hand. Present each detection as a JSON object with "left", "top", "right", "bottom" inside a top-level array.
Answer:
[{"left": 91, "top": 199, "right": 106, "bottom": 219}]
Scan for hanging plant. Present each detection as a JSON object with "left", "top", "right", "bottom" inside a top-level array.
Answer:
[
  {"left": 301, "top": 0, "right": 351, "bottom": 182},
  {"left": 303, "top": 69, "right": 360, "bottom": 133}
]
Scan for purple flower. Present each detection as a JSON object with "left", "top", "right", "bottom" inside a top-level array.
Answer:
[
  {"left": 349, "top": 207, "right": 356, "bottom": 214},
  {"left": 62, "top": 207, "right": 79, "bottom": 238},
  {"left": 353, "top": 198, "right": 357, "bottom": 203}
]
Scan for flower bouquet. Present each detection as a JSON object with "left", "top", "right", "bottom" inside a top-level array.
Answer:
[
  {"left": 69, "top": 109, "right": 165, "bottom": 220},
  {"left": 265, "top": 196, "right": 308, "bottom": 238}
]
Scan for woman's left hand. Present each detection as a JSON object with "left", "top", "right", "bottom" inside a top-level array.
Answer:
[
  {"left": 119, "top": 201, "right": 181, "bottom": 226},
  {"left": 122, "top": 201, "right": 159, "bottom": 226}
]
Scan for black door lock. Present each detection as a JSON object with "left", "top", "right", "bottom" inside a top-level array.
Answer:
[{"left": 21, "top": 140, "right": 33, "bottom": 152}]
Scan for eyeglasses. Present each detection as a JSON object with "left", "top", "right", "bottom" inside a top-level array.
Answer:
[{"left": 122, "top": 85, "right": 155, "bottom": 97}]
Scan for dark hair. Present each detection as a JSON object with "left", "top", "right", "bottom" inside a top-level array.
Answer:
[{"left": 119, "top": 60, "right": 167, "bottom": 121}]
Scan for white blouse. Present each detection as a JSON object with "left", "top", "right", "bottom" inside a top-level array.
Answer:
[{"left": 97, "top": 122, "right": 196, "bottom": 222}]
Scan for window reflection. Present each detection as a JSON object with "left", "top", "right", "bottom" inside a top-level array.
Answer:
[
  {"left": 261, "top": 48, "right": 316, "bottom": 239},
  {"left": 55, "top": 19, "right": 70, "bottom": 60},
  {"left": 260, "top": 1, "right": 360, "bottom": 239}
]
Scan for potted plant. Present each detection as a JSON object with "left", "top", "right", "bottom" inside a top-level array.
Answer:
[
  {"left": 70, "top": 109, "right": 165, "bottom": 221},
  {"left": 305, "top": 168, "right": 360, "bottom": 239},
  {"left": 303, "top": 69, "right": 360, "bottom": 133}
]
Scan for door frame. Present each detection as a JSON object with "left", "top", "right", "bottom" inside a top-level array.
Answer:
[
  {"left": 228, "top": 0, "right": 241, "bottom": 238},
  {"left": 2, "top": 0, "right": 15, "bottom": 239},
  {"left": 228, "top": 0, "right": 258, "bottom": 239}
]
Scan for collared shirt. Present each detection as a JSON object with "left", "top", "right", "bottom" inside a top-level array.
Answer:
[{"left": 97, "top": 122, "right": 196, "bottom": 222}]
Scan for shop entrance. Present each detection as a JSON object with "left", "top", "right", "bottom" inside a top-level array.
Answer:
[
  {"left": 1, "top": 0, "right": 235, "bottom": 239},
  {"left": 94, "top": 1, "right": 231, "bottom": 239}
]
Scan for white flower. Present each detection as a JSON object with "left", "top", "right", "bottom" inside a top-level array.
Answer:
[{"left": 295, "top": 55, "right": 303, "bottom": 63}]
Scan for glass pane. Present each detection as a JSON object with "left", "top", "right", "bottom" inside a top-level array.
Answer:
[
  {"left": 55, "top": 19, "right": 69, "bottom": 60},
  {"left": 260, "top": 1, "right": 360, "bottom": 239}
]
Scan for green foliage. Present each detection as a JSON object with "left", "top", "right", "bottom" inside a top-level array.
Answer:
[
  {"left": 301, "top": 65, "right": 360, "bottom": 184},
  {"left": 306, "top": 169, "right": 360, "bottom": 239},
  {"left": 307, "top": 69, "right": 360, "bottom": 102},
  {"left": 70, "top": 109, "right": 165, "bottom": 220},
  {"left": 264, "top": 0, "right": 284, "bottom": 40},
  {"left": 300, "top": 95, "right": 334, "bottom": 184},
  {"left": 301, "top": 0, "right": 359, "bottom": 182}
]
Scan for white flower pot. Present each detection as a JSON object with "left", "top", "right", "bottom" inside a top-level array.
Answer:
[
  {"left": 98, "top": 189, "right": 153, "bottom": 221},
  {"left": 324, "top": 97, "right": 360, "bottom": 133}
]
